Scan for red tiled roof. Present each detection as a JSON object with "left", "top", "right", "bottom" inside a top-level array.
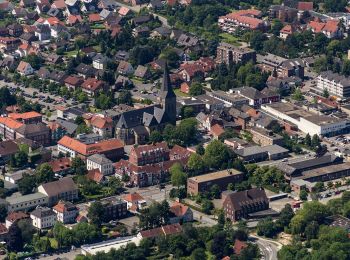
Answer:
[
  {"left": 53, "top": 200, "right": 77, "bottom": 213},
  {"left": 308, "top": 20, "right": 339, "bottom": 34},
  {"left": 221, "top": 9, "right": 264, "bottom": 29},
  {"left": 89, "top": 13, "right": 101, "bottom": 23},
  {"left": 170, "top": 145, "right": 192, "bottom": 160},
  {"left": 0, "top": 117, "right": 24, "bottom": 129},
  {"left": 234, "top": 239, "right": 248, "bottom": 255},
  {"left": 131, "top": 142, "right": 169, "bottom": 158},
  {"left": 9, "top": 111, "right": 41, "bottom": 121},
  {"left": 280, "top": 24, "right": 294, "bottom": 35},
  {"left": 140, "top": 223, "right": 182, "bottom": 238},
  {"left": 64, "top": 75, "right": 83, "bottom": 86},
  {"left": 46, "top": 17, "right": 60, "bottom": 26},
  {"left": 211, "top": 124, "right": 225, "bottom": 137},
  {"left": 0, "top": 223, "right": 7, "bottom": 235},
  {"left": 6, "top": 211, "right": 29, "bottom": 222},
  {"left": 17, "top": 61, "right": 31, "bottom": 73},
  {"left": 170, "top": 202, "right": 189, "bottom": 217},
  {"left": 81, "top": 78, "right": 105, "bottom": 92},
  {"left": 58, "top": 136, "right": 124, "bottom": 156},
  {"left": 118, "top": 6, "right": 130, "bottom": 16},
  {"left": 67, "top": 15, "right": 83, "bottom": 25},
  {"left": 47, "top": 157, "right": 71, "bottom": 173},
  {"left": 89, "top": 115, "right": 113, "bottom": 129},
  {"left": 123, "top": 192, "right": 144, "bottom": 202},
  {"left": 298, "top": 1, "right": 313, "bottom": 11},
  {"left": 86, "top": 169, "right": 104, "bottom": 183}
]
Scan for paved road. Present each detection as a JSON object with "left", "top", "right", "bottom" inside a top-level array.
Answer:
[
  {"left": 0, "top": 80, "right": 73, "bottom": 110},
  {"left": 39, "top": 249, "right": 81, "bottom": 259},
  {"left": 249, "top": 235, "right": 281, "bottom": 260}
]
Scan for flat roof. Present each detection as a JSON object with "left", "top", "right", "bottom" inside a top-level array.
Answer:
[
  {"left": 81, "top": 235, "right": 141, "bottom": 255},
  {"left": 188, "top": 169, "right": 243, "bottom": 183},
  {"left": 6, "top": 192, "right": 47, "bottom": 205},
  {"left": 297, "top": 162, "right": 350, "bottom": 180}
]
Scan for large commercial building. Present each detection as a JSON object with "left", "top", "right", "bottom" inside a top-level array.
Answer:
[
  {"left": 187, "top": 169, "right": 244, "bottom": 195},
  {"left": 316, "top": 71, "right": 350, "bottom": 98},
  {"left": 262, "top": 102, "right": 350, "bottom": 136}
]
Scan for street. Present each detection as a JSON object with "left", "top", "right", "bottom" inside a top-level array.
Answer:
[{"left": 250, "top": 235, "right": 281, "bottom": 260}]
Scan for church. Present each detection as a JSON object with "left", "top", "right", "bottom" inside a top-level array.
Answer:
[{"left": 115, "top": 64, "right": 177, "bottom": 145}]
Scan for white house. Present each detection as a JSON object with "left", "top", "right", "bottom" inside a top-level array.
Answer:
[
  {"left": 53, "top": 200, "right": 79, "bottom": 224},
  {"left": 30, "top": 206, "right": 56, "bottom": 229},
  {"left": 86, "top": 154, "right": 114, "bottom": 175}
]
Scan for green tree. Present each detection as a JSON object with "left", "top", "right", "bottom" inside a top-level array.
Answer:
[
  {"left": 305, "top": 221, "right": 319, "bottom": 240},
  {"left": 202, "top": 199, "right": 213, "bottom": 214},
  {"left": 187, "top": 153, "right": 205, "bottom": 174},
  {"left": 291, "top": 87, "right": 304, "bottom": 101},
  {"left": 149, "top": 130, "right": 163, "bottom": 143},
  {"left": 304, "top": 133, "right": 311, "bottom": 147},
  {"left": 72, "top": 157, "right": 87, "bottom": 175},
  {"left": 116, "top": 90, "right": 133, "bottom": 106},
  {"left": 36, "top": 163, "right": 55, "bottom": 184},
  {"left": 6, "top": 222, "right": 23, "bottom": 252},
  {"left": 196, "top": 143, "right": 205, "bottom": 155},
  {"left": 170, "top": 163, "right": 187, "bottom": 188},
  {"left": 0, "top": 204, "right": 7, "bottom": 222},
  {"left": 257, "top": 217, "right": 276, "bottom": 238},
  {"left": 189, "top": 82, "right": 204, "bottom": 96},
  {"left": 300, "top": 190, "right": 308, "bottom": 201},
  {"left": 18, "top": 173, "right": 36, "bottom": 195},
  {"left": 88, "top": 201, "right": 106, "bottom": 227},
  {"left": 10, "top": 151, "right": 28, "bottom": 168},
  {"left": 203, "top": 140, "right": 232, "bottom": 169}
]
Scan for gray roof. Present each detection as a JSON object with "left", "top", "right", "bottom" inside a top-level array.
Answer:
[
  {"left": 87, "top": 154, "right": 112, "bottom": 165},
  {"left": 56, "top": 119, "right": 78, "bottom": 135},
  {"left": 6, "top": 192, "right": 47, "bottom": 205},
  {"left": 319, "top": 71, "right": 350, "bottom": 87},
  {"left": 235, "top": 146, "right": 266, "bottom": 157},
  {"left": 263, "top": 145, "right": 289, "bottom": 155},
  {"left": 30, "top": 207, "right": 55, "bottom": 218},
  {"left": 16, "top": 123, "right": 49, "bottom": 135},
  {"left": 39, "top": 177, "right": 77, "bottom": 197}
]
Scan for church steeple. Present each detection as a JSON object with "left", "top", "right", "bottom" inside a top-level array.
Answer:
[
  {"left": 159, "top": 63, "right": 176, "bottom": 124},
  {"left": 160, "top": 63, "right": 176, "bottom": 99}
]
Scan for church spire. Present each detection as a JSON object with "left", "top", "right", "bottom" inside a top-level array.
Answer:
[{"left": 160, "top": 63, "right": 176, "bottom": 99}]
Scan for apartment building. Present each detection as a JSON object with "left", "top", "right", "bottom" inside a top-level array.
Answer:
[
  {"left": 316, "top": 71, "right": 350, "bottom": 98},
  {"left": 6, "top": 192, "right": 48, "bottom": 212},
  {"left": 53, "top": 201, "right": 79, "bottom": 224},
  {"left": 129, "top": 142, "right": 170, "bottom": 166},
  {"left": 216, "top": 42, "right": 256, "bottom": 65},
  {"left": 218, "top": 10, "right": 268, "bottom": 33}
]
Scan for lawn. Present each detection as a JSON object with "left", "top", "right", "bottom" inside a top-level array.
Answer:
[
  {"left": 219, "top": 33, "right": 242, "bottom": 46},
  {"left": 174, "top": 88, "right": 190, "bottom": 97},
  {"left": 64, "top": 50, "right": 78, "bottom": 57}
]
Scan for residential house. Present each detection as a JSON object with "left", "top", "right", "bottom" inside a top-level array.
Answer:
[
  {"left": 129, "top": 142, "right": 170, "bottom": 166},
  {"left": 81, "top": 78, "right": 107, "bottom": 96},
  {"left": 84, "top": 114, "right": 113, "bottom": 137},
  {"left": 237, "top": 87, "right": 280, "bottom": 107},
  {"left": 38, "top": 177, "right": 78, "bottom": 206},
  {"left": 308, "top": 19, "right": 342, "bottom": 39},
  {"left": 92, "top": 54, "right": 109, "bottom": 70},
  {"left": 134, "top": 65, "right": 150, "bottom": 79},
  {"left": 8, "top": 24, "right": 23, "bottom": 37},
  {"left": 0, "top": 140, "right": 19, "bottom": 165},
  {"left": 123, "top": 192, "right": 146, "bottom": 212},
  {"left": 64, "top": 75, "right": 84, "bottom": 90},
  {"left": 75, "top": 63, "right": 97, "bottom": 79},
  {"left": 5, "top": 212, "right": 29, "bottom": 229},
  {"left": 169, "top": 202, "right": 193, "bottom": 224},
  {"left": 0, "top": 37, "right": 21, "bottom": 52},
  {"left": 86, "top": 169, "right": 107, "bottom": 184},
  {"left": 47, "top": 157, "right": 72, "bottom": 176},
  {"left": 223, "top": 188, "right": 269, "bottom": 221},
  {"left": 15, "top": 123, "right": 51, "bottom": 146},
  {"left": 8, "top": 111, "right": 42, "bottom": 124},
  {"left": 280, "top": 24, "right": 296, "bottom": 40},
  {"left": 35, "top": 24, "right": 51, "bottom": 41},
  {"left": 117, "top": 61, "right": 134, "bottom": 75},
  {"left": 53, "top": 200, "right": 79, "bottom": 224},
  {"left": 31, "top": 206, "right": 56, "bottom": 229},
  {"left": 87, "top": 154, "right": 114, "bottom": 175},
  {"left": 17, "top": 61, "right": 34, "bottom": 76}
]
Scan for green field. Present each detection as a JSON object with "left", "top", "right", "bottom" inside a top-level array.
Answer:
[{"left": 219, "top": 33, "right": 242, "bottom": 46}]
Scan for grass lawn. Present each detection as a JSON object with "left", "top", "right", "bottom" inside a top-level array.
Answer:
[
  {"left": 91, "top": 24, "right": 106, "bottom": 30},
  {"left": 219, "top": 33, "right": 241, "bottom": 46},
  {"left": 64, "top": 50, "right": 78, "bottom": 57},
  {"left": 174, "top": 88, "right": 190, "bottom": 97}
]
